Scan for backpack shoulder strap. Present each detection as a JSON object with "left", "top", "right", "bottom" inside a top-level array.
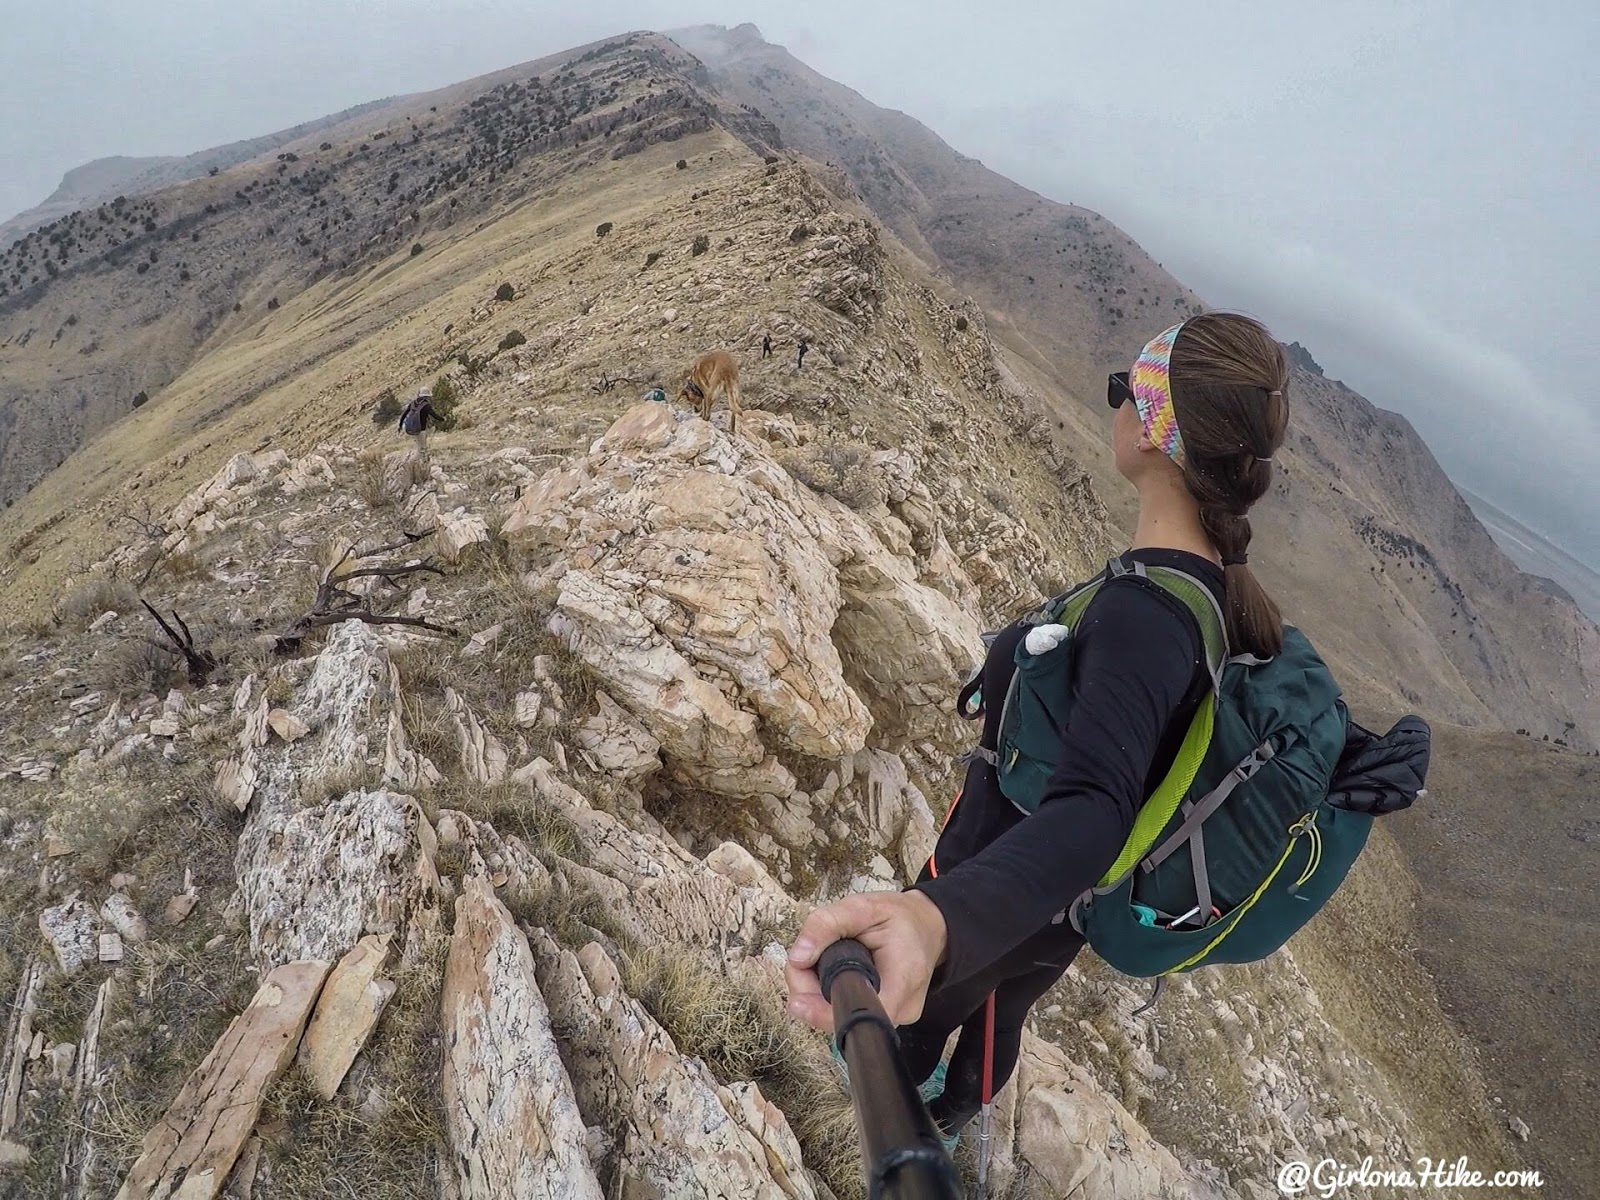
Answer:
[
  {"left": 1093, "top": 692, "right": 1216, "bottom": 888},
  {"left": 1084, "top": 562, "right": 1229, "bottom": 890},
  {"left": 1141, "top": 564, "right": 1229, "bottom": 689}
]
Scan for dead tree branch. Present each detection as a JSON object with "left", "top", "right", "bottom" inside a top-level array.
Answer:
[
  {"left": 274, "top": 542, "right": 457, "bottom": 655},
  {"left": 141, "top": 600, "right": 218, "bottom": 686},
  {"left": 591, "top": 371, "right": 635, "bottom": 395},
  {"left": 364, "top": 530, "right": 434, "bottom": 556}
]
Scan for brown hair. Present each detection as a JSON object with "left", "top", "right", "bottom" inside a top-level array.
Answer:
[{"left": 1168, "top": 313, "right": 1291, "bottom": 658}]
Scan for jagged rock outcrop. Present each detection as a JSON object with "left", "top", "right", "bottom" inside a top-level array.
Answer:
[
  {"left": 1014, "top": 1038, "right": 1238, "bottom": 1200},
  {"left": 441, "top": 875, "right": 603, "bottom": 1200},
  {"left": 506, "top": 400, "right": 983, "bottom": 810},
  {"left": 155, "top": 451, "right": 292, "bottom": 558},
  {"left": 232, "top": 622, "right": 444, "bottom": 971},
  {"left": 573, "top": 689, "right": 663, "bottom": 782},
  {"left": 236, "top": 783, "right": 441, "bottom": 973},
  {"left": 532, "top": 930, "right": 818, "bottom": 1199},
  {"left": 521, "top": 758, "right": 795, "bottom": 954},
  {"left": 445, "top": 686, "right": 509, "bottom": 784}
]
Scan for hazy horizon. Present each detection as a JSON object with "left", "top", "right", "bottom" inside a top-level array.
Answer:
[{"left": 2, "top": 2, "right": 1594, "bottom": 572}]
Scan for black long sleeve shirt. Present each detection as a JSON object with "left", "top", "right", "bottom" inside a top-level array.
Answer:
[{"left": 915, "top": 549, "right": 1223, "bottom": 986}]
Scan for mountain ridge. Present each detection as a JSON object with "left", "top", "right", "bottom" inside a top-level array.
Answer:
[
  {"left": 0, "top": 27, "right": 1582, "bottom": 1198},
  {"left": 1, "top": 27, "right": 1592, "bottom": 741},
  {"left": 0, "top": 98, "right": 402, "bottom": 250},
  {"left": 670, "top": 22, "right": 1599, "bottom": 751}
]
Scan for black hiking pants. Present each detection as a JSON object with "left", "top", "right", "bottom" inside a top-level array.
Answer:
[{"left": 896, "top": 618, "right": 1086, "bottom": 1133}]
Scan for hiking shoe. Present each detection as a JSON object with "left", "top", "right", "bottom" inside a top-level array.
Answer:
[{"left": 830, "top": 1042, "right": 949, "bottom": 1105}]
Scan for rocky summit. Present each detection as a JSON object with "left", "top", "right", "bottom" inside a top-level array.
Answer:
[{"left": 0, "top": 26, "right": 1581, "bottom": 1200}]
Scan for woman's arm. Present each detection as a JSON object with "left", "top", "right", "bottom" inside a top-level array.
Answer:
[{"left": 914, "top": 578, "right": 1203, "bottom": 985}]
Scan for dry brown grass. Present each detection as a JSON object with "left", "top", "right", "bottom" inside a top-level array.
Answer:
[
  {"left": 52, "top": 574, "right": 139, "bottom": 629},
  {"left": 355, "top": 447, "right": 398, "bottom": 510},
  {"left": 425, "top": 776, "right": 581, "bottom": 865},
  {"left": 255, "top": 936, "right": 450, "bottom": 1198},
  {"left": 391, "top": 564, "right": 602, "bottom": 756},
  {"left": 773, "top": 440, "right": 884, "bottom": 510},
  {"left": 625, "top": 947, "right": 861, "bottom": 1199},
  {"left": 99, "top": 635, "right": 181, "bottom": 698},
  {"left": 44, "top": 742, "right": 225, "bottom": 883}
]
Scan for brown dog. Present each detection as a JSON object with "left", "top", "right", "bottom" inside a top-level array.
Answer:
[{"left": 678, "top": 351, "right": 740, "bottom": 434}]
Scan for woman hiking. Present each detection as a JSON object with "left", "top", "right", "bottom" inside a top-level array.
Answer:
[{"left": 786, "top": 312, "right": 1292, "bottom": 1149}]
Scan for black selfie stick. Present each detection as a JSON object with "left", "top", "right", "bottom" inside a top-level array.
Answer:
[{"left": 817, "top": 939, "right": 962, "bottom": 1200}]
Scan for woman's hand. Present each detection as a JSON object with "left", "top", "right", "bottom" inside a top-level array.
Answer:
[{"left": 785, "top": 890, "right": 949, "bottom": 1032}]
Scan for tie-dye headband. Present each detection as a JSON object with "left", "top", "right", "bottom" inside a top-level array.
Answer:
[{"left": 1131, "top": 321, "right": 1186, "bottom": 466}]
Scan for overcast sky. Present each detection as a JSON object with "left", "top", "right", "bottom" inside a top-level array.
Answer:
[{"left": 2, "top": 1, "right": 1595, "bottom": 563}]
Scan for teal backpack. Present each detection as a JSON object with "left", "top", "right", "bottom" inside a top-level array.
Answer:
[{"left": 974, "top": 558, "right": 1369, "bottom": 1003}]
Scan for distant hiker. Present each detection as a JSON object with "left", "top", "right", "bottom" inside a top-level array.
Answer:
[
  {"left": 398, "top": 389, "right": 439, "bottom": 454},
  {"left": 643, "top": 386, "right": 668, "bottom": 403},
  {"left": 785, "top": 313, "right": 1429, "bottom": 1157},
  {"left": 762, "top": 333, "right": 773, "bottom": 359},
  {"left": 795, "top": 338, "right": 809, "bottom": 370}
]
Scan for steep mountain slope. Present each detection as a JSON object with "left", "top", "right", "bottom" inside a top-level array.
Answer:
[
  {"left": 0, "top": 100, "right": 397, "bottom": 249},
  {"left": 0, "top": 31, "right": 776, "bottom": 518},
  {"left": 673, "top": 22, "right": 1600, "bottom": 752},
  {"left": 0, "top": 29, "right": 1572, "bottom": 1199},
  {"left": 1374, "top": 718, "right": 1600, "bottom": 1197},
  {"left": 0, "top": 148, "right": 1531, "bottom": 1200}
]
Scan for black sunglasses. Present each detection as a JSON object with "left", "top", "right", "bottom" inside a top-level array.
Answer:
[{"left": 1107, "top": 371, "right": 1135, "bottom": 410}]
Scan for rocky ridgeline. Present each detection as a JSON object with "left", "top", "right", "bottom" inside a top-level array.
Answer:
[
  {"left": 0, "top": 142, "right": 1488, "bottom": 1199},
  {"left": 0, "top": 387, "right": 1456, "bottom": 1198}
]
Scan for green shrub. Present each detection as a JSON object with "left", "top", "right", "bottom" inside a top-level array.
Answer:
[
  {"left": 430, "top": 376, "right": 459, "bottom": 429},
  {"left": 495, "top": 282, "right": 515, "bottom": 301},
  {"left": 497, "top": 330, "right": 527, "bottom": 352},
  {"left": 595, "top": 222, "right": 613, "bottom": 238},
  {"left": 371, "top": 388, "right": 402, "bottom": 425},
  {"left": 410, "top": 242, "right": 424, "bottom": 257},
  {"left": 690, "top": 234, "right": 709, "bottom": 257},
  {"left": 675, "top": 158, "right": 688, "bottom": 170},
  {"left": 774, "top": 442, "right": 882, "bottom": 510}
]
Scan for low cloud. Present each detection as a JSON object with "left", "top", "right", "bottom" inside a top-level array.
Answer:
[{"left": 950, "top": 115, "right": 1600, "bottom": 563}]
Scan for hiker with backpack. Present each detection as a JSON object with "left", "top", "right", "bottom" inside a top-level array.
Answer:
[
  {"left": 786, "top": 313, "right": 1429, "bottom": 1165},
  {"left": 398, "top": 388, "right": 440, "bottom": 454}
]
